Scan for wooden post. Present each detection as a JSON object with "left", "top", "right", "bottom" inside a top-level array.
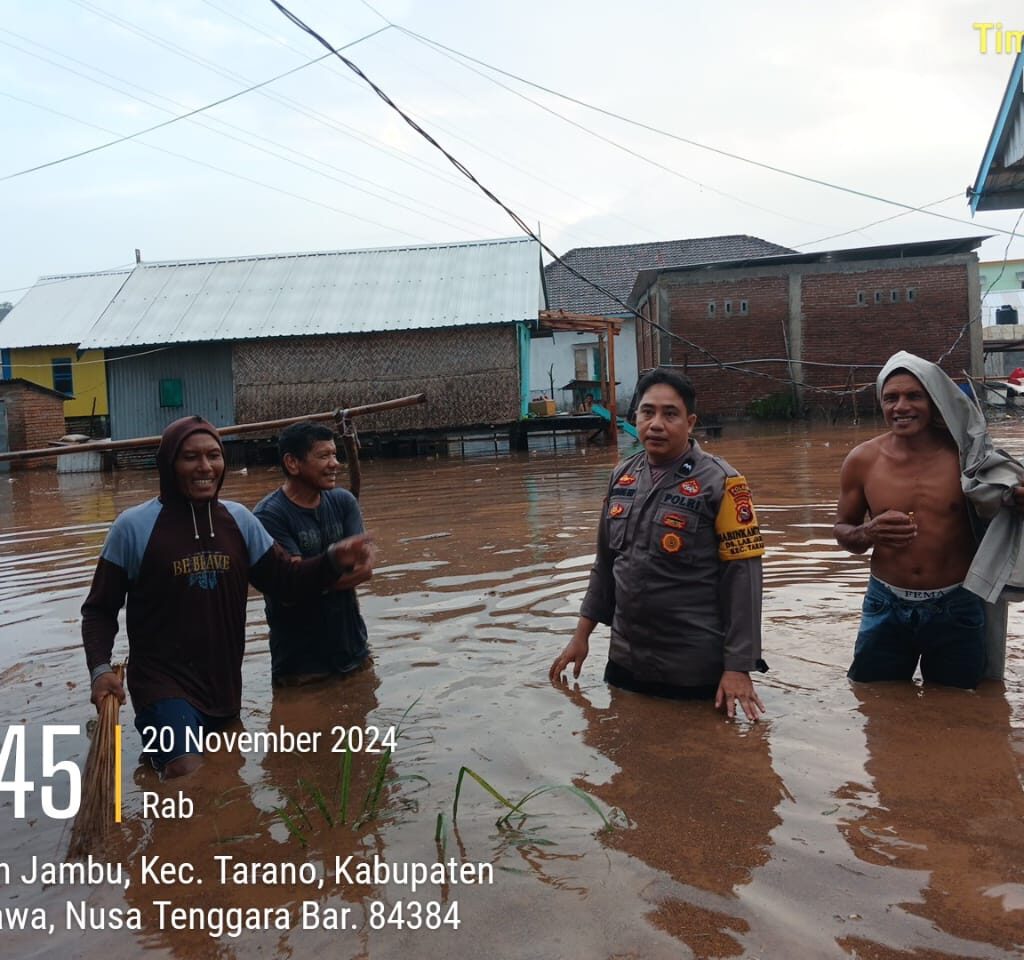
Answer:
[{"left": 606, "top": 320, "right": 618, "bottom": 446}]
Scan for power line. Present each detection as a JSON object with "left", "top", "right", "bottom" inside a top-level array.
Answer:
[
  {"left": 184, "top": 8, "right": 634, "bottom": 246},
  {"left": 265, "top": 1, "right": 859, "bottom": 399},
  {"left": 0, "top": 38, "right": 348, "bottom": 180},
  {"left": 795, "top": 194, "right": 963, "bottom": 249},
  {"left": 389, "top": 19, "right": 1024, "bottom": 241},
  {"left": 269, "top": 0, "right": 1009, "bottom": 402},
  {"left": 0, "top": 29, "right": 504, "bottom": 239},
  {"left": 198, "top": 0, "right": 648, "bottom": 246},
  {"left": 0, "top": 90, "right": 429, "bottom": 242},
  {"left": 392, "top": 23, "right": 831, "bottom": 232},
  {"left": 64, "top": 0, "right": 530, "bottom": 218},
  {"left": 936, "top": 206, "right": 1024, "bottom": 367}
]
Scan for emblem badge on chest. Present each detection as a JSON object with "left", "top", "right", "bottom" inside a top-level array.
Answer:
[
  {"left": 661, "top": 532, "right": 684, "bottom": 553},
  {"left": 617, "top": 474, "right": 637, "bottom": 487},
  {"left": 679, "top": 479, "right": 701, "bottom": 496},
  {"left": 609, "top": 503, "right": 625, "bottom": 518}
]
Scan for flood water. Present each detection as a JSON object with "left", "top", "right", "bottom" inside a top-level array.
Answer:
[{"left": 2, "top": 420, "right": 1024, "bottom": 959}]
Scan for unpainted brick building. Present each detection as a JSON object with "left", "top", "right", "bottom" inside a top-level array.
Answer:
[
  {"left": 630, "top": 237, "right": 984, "bottom": 419},
  {"left": 0, "top": 378, "right": 68, "bottom": 467}
]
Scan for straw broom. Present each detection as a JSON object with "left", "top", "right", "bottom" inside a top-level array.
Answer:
[{"left": 67, "top": 663, "right": 125, "bottom": 859}]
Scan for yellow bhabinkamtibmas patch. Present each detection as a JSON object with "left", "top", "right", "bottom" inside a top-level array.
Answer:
[{"left": 716, "top": 475, "right": 765, "bottom": 561}]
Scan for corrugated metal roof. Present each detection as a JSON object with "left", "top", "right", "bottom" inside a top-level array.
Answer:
[
  {"left": 0, "top": 270, "right": 131, "bottom": 349},
  {"left": 79, "top": 237, "right": 543, "bottom": 349}
]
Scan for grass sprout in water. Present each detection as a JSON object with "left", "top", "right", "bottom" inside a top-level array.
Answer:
[{"left": 433, "top": 766, "right": 623, "bottom": 852}]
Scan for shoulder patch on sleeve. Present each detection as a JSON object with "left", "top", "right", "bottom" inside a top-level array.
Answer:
[
  {"left": 101, "top": 498, "right": 162, "bottom": 582},
  {"left": 223, "top": 500, "right": 275, "bottom": 566},
  {"left": 715, "top": 475, "right": 765, "bottom": 561}
]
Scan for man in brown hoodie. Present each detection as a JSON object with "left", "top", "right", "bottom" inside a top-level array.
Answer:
[{"left": 82, "top": 415, "right": 373, "bottom": 778}]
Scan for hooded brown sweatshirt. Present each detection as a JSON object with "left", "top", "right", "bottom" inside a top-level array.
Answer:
[{"left": 81, "top": 415, "right": 345, "bottom": 717}]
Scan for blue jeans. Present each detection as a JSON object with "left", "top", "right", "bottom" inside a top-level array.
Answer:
[{"left": 848, "top": 577, "right": 986, "bottom": 689}]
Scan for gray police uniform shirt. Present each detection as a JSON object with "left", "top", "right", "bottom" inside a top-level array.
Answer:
[{"left": 580, "top": 441, "right": 765, "bottom": 687}]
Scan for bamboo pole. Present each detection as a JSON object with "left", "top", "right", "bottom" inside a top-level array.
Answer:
[{"left": 0, "top": 393, "right": 427, "bottom": 463}]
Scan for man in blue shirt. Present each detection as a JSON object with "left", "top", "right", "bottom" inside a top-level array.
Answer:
[{"left": 254, "top": 422, "right": 373, "bottom": 686}]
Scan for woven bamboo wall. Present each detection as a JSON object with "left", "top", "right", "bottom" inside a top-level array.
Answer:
[{"left": 234, "top": 326, "right": 521, "bottom": 430}]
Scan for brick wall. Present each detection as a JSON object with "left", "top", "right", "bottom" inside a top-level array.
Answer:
[
  {"left": 800, "top": 264, "right": 972, "bottom": 393},
  {"left": 661, "top": 275, "right": 791, "bottom": 418},
  {"left": 636, "top": 257, "right": 974, "bottom": 418},
  {"left": 0, "top": 383, "right": 66, "bottom": 468}
]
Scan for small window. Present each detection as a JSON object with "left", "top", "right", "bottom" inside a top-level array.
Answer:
[
  {"left": 707, "top": 301, "right": 716, "bottom": 317},
  {"left": 906, "top": 288, "right": 916, "bottom": 302},
  {"left": 51, "top": 358, "right": 73, "bottom": 396},
  {"left": 874, "top": 291, "right": 882, "bottom": 304},
  {"left": 856, "top": 291, "right": 865, "bottom": 305},
  {"left": 724, "top": 300, "right": 733, "bottom": 315},
  {"left": 739, "top": 300, "right": 749, "bottom": 315},
  {"left": 890, "top": 290, "right": 899, "bottom": 303},
  {"left": 160, "top": 378, "right": 183, "bottom": 408}
]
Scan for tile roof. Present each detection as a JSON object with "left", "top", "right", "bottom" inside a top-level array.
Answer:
[{"left": 544, "top": 235, "right": 796, "bottom": 316}]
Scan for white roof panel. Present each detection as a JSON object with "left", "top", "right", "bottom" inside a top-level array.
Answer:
[
  {"left": 79, "top": 237, "right": 543, "bottom": 348},
  {"left": 0, "top": 271, "right": 131, "bottom": 349}
]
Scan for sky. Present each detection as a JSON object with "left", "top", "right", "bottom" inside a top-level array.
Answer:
[{"left": 1, "top": 0, "right": 1023, "bottom": 304}]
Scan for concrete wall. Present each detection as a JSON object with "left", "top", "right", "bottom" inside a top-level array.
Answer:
[
  {"left": 979, "top": 258, "right": 1024, "bottom": 293},
  {"left": 528, "top": 317, "right": 638, "bottom": 410}
]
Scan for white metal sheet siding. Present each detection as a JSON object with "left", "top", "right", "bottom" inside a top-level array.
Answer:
[
  {"left": 1002, "top": 104, "right": 1024, "bottom": 169},
  {"left": 82, "top": 238, "right": 542, "bottom": 348},
  {"left": 0, "top": 272, "right": 131, "bottom": 349},
  {"left": 106, "top": 344, "right": 234, "bottom": 440}
]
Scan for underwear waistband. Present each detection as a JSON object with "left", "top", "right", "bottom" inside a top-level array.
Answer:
[{"left": 873, "top": 576, "right": 962, "bottom": 602}]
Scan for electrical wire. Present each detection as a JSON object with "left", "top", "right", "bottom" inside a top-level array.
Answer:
[
  {"left": 0, "top": 37, "right": 354, "bottom": 181},
  {"left": 266, "top": 0, "right": 860, "bottom": 398},
  {"left": 270, "top": 0, "right": 1022, "bottom": 402},
  {"left": 197, "top": 0, "right": 649, "bottom": 246},
  {"left": 0, "top": 89, "right": 431, "bottom": 241},
  {"left": 794, "top": 194, "right": 963, "bottom": 249},
  {"left": 936, "top": 206, "right": 1024, "bottom": 367},
  {"left": 393, "top": 24, "right": 831, "bottom": 232},
  {"left": 388, "top": 17, "right": 1024, "bottom": 241},
  {"left": 0, "top": 30, "right": 504, "bottom": 239}
]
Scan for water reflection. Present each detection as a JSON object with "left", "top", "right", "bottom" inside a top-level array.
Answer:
[
  {"left": 836, "top": 682, "right": 1024, "bottom": 957},
  {"left": 564, "top": 682, "right": 783, "bottom": 957},
  {"left": 1, "top": 420, "right": 1023, "bottom": 958}
]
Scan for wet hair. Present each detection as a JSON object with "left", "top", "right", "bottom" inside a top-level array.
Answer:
[
  {"left": 635, "top": 368, "right": 697, "bottom": 414},
  {"left": 277, "top": 421, "right": 336, "bottom": 475}
]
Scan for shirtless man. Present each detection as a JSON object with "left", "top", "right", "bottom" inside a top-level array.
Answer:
[{"left": 834, "top": 367, "right": 987, "bottom": 687}]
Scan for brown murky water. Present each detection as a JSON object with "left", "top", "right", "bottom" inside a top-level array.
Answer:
[{"left": 2, "top": 421, "right": 1024, "bottom": 960}]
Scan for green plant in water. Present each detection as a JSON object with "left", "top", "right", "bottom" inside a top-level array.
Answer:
[
  {"left": 452, "top": 766, "right": 617, "bottom": 830},
  {"left": 748, "top": 391, "right": 796, "bottom": 420},
  {"left": 275, "top": 700, "right": 427, "bottom": 846}
]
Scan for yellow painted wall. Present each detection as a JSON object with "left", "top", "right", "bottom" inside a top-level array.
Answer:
[{"left": 9, "top": 346, "right": 108, "bottom": 417}]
